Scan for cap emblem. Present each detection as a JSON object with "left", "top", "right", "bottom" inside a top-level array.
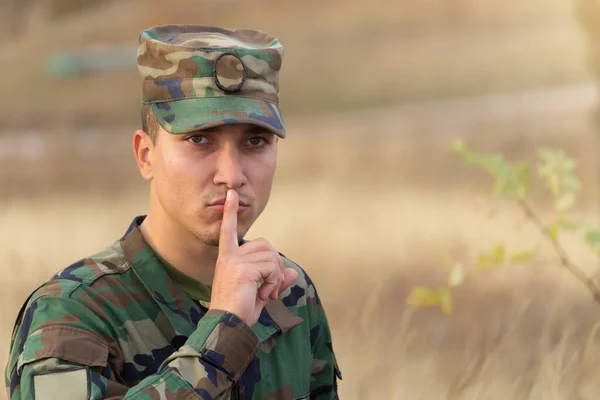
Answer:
[{"left": 213, "top": 53, "right": 246, "bottom": 93}]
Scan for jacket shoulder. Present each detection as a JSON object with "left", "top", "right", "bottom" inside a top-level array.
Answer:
[
  {"left": 5, "top": 240, "right": 132, "bottom": 388},
  {"left": 8, "top": 239, "right": 131, "bottom": 345},
  {"left": 49, "top": 239, "right": 131, "bottom": 290}
]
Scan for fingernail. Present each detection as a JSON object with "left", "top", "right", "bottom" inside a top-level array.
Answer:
[{"left": 226, "top": 190, "right": 232, "bottom": 202}]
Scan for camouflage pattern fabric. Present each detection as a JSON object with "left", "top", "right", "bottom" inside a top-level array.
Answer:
[
  {"left": 138, "top": 25, "right": 287, "bottom": 138},
  {"left": 5, "top": 216, "right": 342, "bottom": 399}
]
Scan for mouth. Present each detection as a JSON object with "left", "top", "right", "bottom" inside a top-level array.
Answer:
[{"left": 207, "top": 197, "right": 249, "bottom": 213}]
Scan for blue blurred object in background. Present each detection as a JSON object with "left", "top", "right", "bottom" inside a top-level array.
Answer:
[{"left": 47, "top": 45, "right": 137, "bottom": 78}]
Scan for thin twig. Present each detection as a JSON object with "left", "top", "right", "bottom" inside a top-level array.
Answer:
[{"left": 517, "top": 198, "right": 600, "bottom": 304}]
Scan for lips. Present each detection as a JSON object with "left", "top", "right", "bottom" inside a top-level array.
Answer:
[
  {"left": 208, "top": 197, "right": 249, "bottom": 213},
  {"left": 209, "top": 198, "right": 249, "bottom": 207}
]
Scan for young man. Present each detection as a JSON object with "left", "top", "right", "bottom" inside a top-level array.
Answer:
[{"left": 5, "top": 24, "right": 341, "bottom": 400}]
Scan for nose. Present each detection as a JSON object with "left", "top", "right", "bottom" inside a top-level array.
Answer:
[{"left": 212, "top": 144, "right": 247, "bottom": 189}]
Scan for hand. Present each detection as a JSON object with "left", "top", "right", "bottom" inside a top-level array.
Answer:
[{"left": 209, "top": 189, "right": 298, "bottom": 327}]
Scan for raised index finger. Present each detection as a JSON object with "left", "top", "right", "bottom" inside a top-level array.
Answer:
[{"left": 219, "top": 189, "right": 239, "bottom": 255}]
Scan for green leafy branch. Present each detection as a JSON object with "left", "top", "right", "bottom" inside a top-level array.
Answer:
[{"left": 408, "top": 140, "right": 600, "bottom": 314}]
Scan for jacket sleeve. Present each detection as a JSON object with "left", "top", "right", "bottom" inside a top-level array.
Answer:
[
  {"left": 308, "top": 303, "right": 342, "bottom": 399},
  {"left": 6, "top": 294, "right": 260, "bottom": 400}
]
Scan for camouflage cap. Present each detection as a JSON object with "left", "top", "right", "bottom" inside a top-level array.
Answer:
[{"left": 137, "top": 24, "right": 286, "bottom": 138}]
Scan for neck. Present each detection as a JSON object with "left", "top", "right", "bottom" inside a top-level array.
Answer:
[{"left": 139, "top": 208, "right": 218, "bottom": 286}]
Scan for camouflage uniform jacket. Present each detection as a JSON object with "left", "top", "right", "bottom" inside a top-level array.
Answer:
[{"left": 5, "top": 216, "right": 342, "bottom": 399}]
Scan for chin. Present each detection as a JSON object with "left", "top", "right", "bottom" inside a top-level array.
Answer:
[{"left": 193, "top": 229, "right": 220, "bottom": 247}]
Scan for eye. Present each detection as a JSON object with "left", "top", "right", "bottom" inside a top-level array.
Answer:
[
  {"left": 246, "top": 137, "right": 267, "bottom": 147},
  {"left": 188, "top": 135, "right": 208, "bottom": 145}
]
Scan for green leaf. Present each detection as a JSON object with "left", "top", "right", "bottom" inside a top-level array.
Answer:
[
  {"left": 547, "top": 216, "right": 581, "bottom": 240},
  {"left": 508, "top": 163, "right": 532, "bottom": 199},
  {"left": 547, "top": 217, "right": 581, "bottom": 243},
  {"left": 451, "top": 140, "right": 534, "bottom": 199},
  {"left": 452, "top": 140, "right": 551, "bottom": 200},
  {"left": 492, "top": 175, "right": 507, "bottom": 196},
  {"left": 477, "top": 253, "right": 490, "bottom": 270},
  {"left": 408, "top": 286, "right": 456, "bottom": 315},
  {"left": 465, "top": 153, "right": 506, "bottom": 177},
  {"left": 452, "top": 139, "right": 467, "bottom": 154},
  {"left": 549, "top": 173, "right": 560, "bottom": 196},
  {"left": 563, "top": 175, "right": 581, "bottom": 193},
  {"left": 556, "top": 217, "right": 581, "bottom": 232},
  {"left": 537, "top": 148, "right": 557, "bottom": 162},
  {"left": 448, "top": 264, "right": 465, "bottom": 287},
  {"left": 452, "top": 142, "right": 507, "bottom": 178},
  {"left": 510, "top": 246, "right": 539, "bottom": 263},
  {"left": 439, "top": 288, "right": 454, "bottom": 315},
  {"left": 407, "top": 286, "right": 442, "bottom": 308},
  {"left": 556, "top": 192, "right": 576, "bottom": 212},
  {"left": 488, "top": 161, "right": 532, "bottom": 199},
  {"left": 586, "top": 230, "right": 600, "bottom": 245},
  {"left": 491, "top": 244, "right": 506, "bottom": 264},
  {"left": 585, "top": 230, "right": 600, "bottom": 254},
  {"left": 548, "top": 221, "right": 560, "bottom": 242},
  {"left": 482, "top": 155, "right": 509, "bottom": 178},
  {"left": 515, "top": 180, "right": 530, "bottom": 199},
  {"left": 537, "top": 148, "right": 576, "bottom": 172},
  {"left": 536, "top": 148, "right": 580, "bottom": 199}
]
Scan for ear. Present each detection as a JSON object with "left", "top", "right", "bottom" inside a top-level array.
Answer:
[{"left": 133, "top": 129, "right": 154, "bottom": 181}]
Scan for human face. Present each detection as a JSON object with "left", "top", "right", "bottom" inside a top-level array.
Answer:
[{"left": 145, "top": 123, "right": 278, "bottom": 246}]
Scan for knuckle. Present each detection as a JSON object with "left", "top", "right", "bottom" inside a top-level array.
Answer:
[
  {"left": 237, "top": 266, "right": 254, "bottom": 280},
  {"left": 273, "top": 262, "right": 283, "bottom": 279},
  {"left": 256, "top": 238, "right": 272, "bottom": 249},
  {"left": 266, "top": 264, "right": 278, "bottom": 281}
]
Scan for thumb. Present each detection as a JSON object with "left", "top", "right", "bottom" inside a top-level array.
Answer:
[{"left": 279, "top": 268, "right": 299, "bottom": 294}]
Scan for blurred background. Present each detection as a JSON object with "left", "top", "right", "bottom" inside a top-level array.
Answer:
[{"left": 1, "top": 0, "right": 600, "bottom": 398}]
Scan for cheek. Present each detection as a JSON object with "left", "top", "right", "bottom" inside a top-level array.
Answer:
[
  {"left": 154, "top": 148, "right": 202, "bottom": 198},
  {"left": 250, "top": 154, "right": 277, "bottom": 193},
  {"left": 157, "top": 146, "right": 196, "bottom": 180}
]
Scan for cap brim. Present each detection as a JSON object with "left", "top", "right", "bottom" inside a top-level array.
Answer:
[{"left": 151, "top": 97, "right": 286, "bottom": 138}]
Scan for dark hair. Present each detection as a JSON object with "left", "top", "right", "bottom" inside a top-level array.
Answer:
[{"left": 141, "top": 104, "right": 158, "bottom": 144}]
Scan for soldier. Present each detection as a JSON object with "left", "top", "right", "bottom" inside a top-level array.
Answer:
[{"left": 5, "top": 25, "right": 342, "bottom": 399}]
